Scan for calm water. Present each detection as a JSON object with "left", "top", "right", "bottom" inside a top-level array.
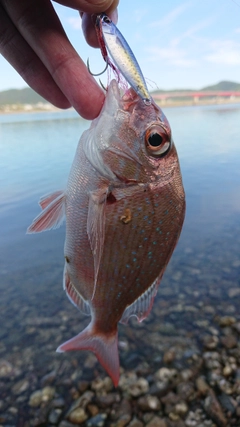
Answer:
[
  {"left": 0, "top": 105, "right": 240, "bottom": 423},
  {"left": 1, "top": 105, "right": 240, "bottom": 278}
]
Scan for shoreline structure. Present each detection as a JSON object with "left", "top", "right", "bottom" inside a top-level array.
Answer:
[{"left": 1, "top": 95, "right": 240, "bottom": 114}]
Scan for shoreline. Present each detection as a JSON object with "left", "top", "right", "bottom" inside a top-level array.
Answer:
[{"left": 1, "top": 97, "right": 240, "bottom": 115}]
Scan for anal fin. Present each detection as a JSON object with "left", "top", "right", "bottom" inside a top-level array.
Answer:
[
  {"left": 64, "top": 265, "right": 90, "bottom": 316},
  {"left": 120, "top": 277, "right": 160, "bottom": 324}
]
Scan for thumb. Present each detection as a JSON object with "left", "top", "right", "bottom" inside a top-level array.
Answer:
[{"left": 81, "top": 8, "right": 118, "bottom": 48}]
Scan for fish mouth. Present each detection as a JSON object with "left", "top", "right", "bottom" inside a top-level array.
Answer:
[
  {"left": 108, "top": 79, "right": 139, "bottom": 107},
  {"left": 105, "top": 80, "right": 143, "bottom": 167}
]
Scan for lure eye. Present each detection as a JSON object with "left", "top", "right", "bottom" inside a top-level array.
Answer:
[
  {"left": 145, "top": 125, "right": 171, "bottom": 157},
  {"left": 102, "top": 15, "right": 111, "bottom": 24}
]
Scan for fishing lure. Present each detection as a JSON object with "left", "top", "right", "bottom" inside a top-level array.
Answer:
[{"left": 95, "top": 13, "right": 151, "bottom": 105}]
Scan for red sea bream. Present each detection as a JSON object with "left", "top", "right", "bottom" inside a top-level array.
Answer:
[{"left": 28, "top": 79, "right": 185, "bottom": 386}]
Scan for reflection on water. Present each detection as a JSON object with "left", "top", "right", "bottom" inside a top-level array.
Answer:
[{"left": 0, "top": 105, "right": 240, "bottom": 426}]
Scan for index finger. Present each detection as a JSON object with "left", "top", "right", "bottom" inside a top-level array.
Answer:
[{"left": 2, "top": 0, "right": 105, "bottom": 119}]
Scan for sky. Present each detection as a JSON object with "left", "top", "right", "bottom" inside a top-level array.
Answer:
[{"left": 1, "top": 0, "right": 240, "bottom": 92}]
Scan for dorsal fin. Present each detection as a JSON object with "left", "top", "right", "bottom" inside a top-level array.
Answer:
[
  {"left": 64, "top": 265, "right": 90, "bottom": 316},
  {"left": 120, "top": 277, "right": 160, "bottom": 324}
]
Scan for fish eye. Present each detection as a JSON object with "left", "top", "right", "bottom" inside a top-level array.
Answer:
[{"left": 145, "top": 125, "right": 171, "bottom": 157}]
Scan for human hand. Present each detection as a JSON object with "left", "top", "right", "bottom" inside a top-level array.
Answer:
[{"left": 0, "top": 0, "right": 118, "bottom": 119}]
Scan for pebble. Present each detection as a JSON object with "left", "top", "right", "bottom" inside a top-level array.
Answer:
[
  {"left": 149, "top": 381, "right": 170, "bottom": 398},
  {"left": 110, "top": 413, "right": 131, "bottom": 427},
  {"left": 218, "top": 316, "right": 236, "bottom": 327},
  {"left": 204, "top": 391, "right": 227, "bottom": 426},
  {"left": 11, "top": 379, "right": 29, "bottom": 395},
  {"left": 221, "top": 335, "right": 237, "bottom": 349},
  {"left": 202, "top": 334, "right": 219, "bottom": 350},
  {"left": 196, "top": 377, "right": 209, "bottom": 396},
  {"left": 155, "top": 367, "right": 177, "bottom": 382},
  {"left": 59, "top": 422, "right": 76, "bottom": 427},
  {"left": 177, "top": 382, "right": 196, "bottom": 401},
  {"left": 42, "top": 386, "right": 55, "bottom": 402},
  {"left": 175, "top": 401, "right": 189, "bottom": 416},
  {"left": 0, "top": 360, "right": 14, "bottom": 378},
  {"left": 87, "top": 404, "right": 99, "bottom": 417},
  {"left": 137, "top": 395, "right": 161, "bottom": 411},
  {"left": 163, "top": 349, "right": 176, "bottom": 364},
  {"left": 145, "top": 416, "right": 167, "bottom": 427},
  {"left": 228, "top": 287, "right": 240, "bottom": 298},
  {"left": 48, "top": 408, "right": 62, "bottom": 424},
  {"left": 29, "top": 390, "right": 43, "bottom": 407},
  {"left": 2, "top": 236, "right": 240, "bottom": 427},
  {"left": 119, "top": 373, "right": 149, "bottom": 397},
  {"left": 86, "top": 413, "right": 107, "bottom": 427},
  {"left": 91, "top": 376, "right": 113, "bottom": 392},
  {"left": 67, "top": 391, "right": 94, "bottom": 414},
  {"left": 127, "top": 417, "right": 144, "bottom": 427},
  {"left": 96, "top": 393, "right": 118, "bottom": 408},
  {"left": 218, "top": 393, "right": 236, "bottom": 415},
  {"left": 67, "top": 407, "right": 88, "bottom": 424},
  {"left": 223, "top": 365, "right": 232, "bottom": 377}
]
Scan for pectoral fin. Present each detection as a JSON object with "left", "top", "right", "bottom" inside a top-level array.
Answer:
[
  {"left": 27, "top": 191, "right": 65, "bottom": 233},
  {"left": 39, "top": 191, "right": 64, "bottom": 210},
  {"left": 87, "top": 188, "right": 108, "bottom": 301}
]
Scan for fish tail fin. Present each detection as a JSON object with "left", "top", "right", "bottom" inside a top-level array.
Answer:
[{"left": 56, "top": 323, "right": 119, "bottom": 387}]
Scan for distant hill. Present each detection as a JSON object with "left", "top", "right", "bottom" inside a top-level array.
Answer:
[
  {"left": 201, "top": 81, "right": 240, "bottom": 91},
  {"left": 0, "top": 87, "right": 48, "bottom": 106},
  {"left": 0, "top": 80, "right": 240, "bottom": 106},
  {"left": 151, "top": 80, "right": 240, "bottom": 95}
]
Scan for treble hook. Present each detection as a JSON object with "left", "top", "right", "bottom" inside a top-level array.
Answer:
[{"left": 87, "top": 58, "right": 108, "bottom": 76}]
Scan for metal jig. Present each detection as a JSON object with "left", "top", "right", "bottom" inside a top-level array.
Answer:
[{"left": 87, "top": 58, "right": 108, "bottom": 76}]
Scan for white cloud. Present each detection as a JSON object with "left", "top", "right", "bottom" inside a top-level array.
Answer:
[
  {"left": 205, "top": 40, "right": 240, "bottom": 65},
  {"left": 67, "top": 16, "right": 82, "bottom": 30},
  {"left": 171, "top": 17, "right": 214, "bottom": 47},
  {"left": 235, "top": 27, "right": 240, "bottom": 33},
  {"left": 149, "top": 1, "right": 192, "bottom": 28}
]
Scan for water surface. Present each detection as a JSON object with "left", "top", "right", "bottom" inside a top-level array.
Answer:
[{"left": 0, "top": 105, "right": 240, "bottom": 425}]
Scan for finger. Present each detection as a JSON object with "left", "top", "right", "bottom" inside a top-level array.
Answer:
[
  {"left": 2, "top": 0, "right": 105, "bottom": 119},
  {"left": 81, "top": 9, "right": 118, "bottom": 48},
  {"left": 54, "top": 0, "right": 119, "bottom": 14},
  {"left": 0, "top": 4, "right": 71, "bottom": 109}
]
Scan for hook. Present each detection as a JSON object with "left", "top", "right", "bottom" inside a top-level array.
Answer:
[
  {"left": 99, "top": 79, "right": 107, "bottom": 91},
  {"left": 87, "top": 58, "right": 108, "bottom": 76}
]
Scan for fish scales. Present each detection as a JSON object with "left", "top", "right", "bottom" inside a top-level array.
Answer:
[{"left": 28, "top": 79, "right": 185, "bottom": 386}]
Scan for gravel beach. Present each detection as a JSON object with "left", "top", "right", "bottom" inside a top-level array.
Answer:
[{"left": 1, "top": 219, "right": 240, "bottom": 427}]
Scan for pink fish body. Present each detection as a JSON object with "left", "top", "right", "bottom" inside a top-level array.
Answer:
[{"left": 28, "top": 80, "right": 185, "bottom": 386}]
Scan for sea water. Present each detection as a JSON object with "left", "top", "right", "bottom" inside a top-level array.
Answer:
[{"left": 0, "top": 105, "right": 240, "bottom": 424}]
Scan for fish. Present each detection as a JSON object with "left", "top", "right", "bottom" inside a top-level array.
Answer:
[
  {"left": 28, "top": 79, "right": 185, "bottom": 386},
  {"left": 95, "top": 13, "right": 151, "bottom": 105}
]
